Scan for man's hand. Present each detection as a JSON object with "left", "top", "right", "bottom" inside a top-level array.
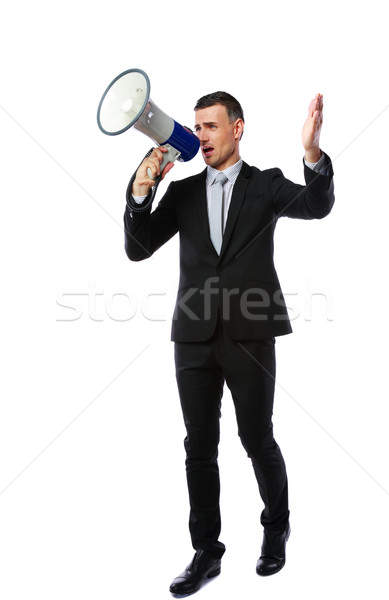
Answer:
[
  {"left": 302, "top": 93, "right": 323, "bottom": 163},
  {"left": 132, "top": 146, "right": 174, "bottom": 197}
]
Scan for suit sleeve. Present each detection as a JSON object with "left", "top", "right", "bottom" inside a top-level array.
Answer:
[
  {"left": 123, "top": 181, "right": 178, "bottom": 261},
  {"left": 272, "top": 151, "right": 335, "bottom": 220}
]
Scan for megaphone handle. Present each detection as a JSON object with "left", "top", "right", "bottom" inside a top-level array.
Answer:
[{"left": 147, "top": 144, "right": 181, "bottom": 180}]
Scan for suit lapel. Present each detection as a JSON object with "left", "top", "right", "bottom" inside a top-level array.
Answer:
[
  {"left": 188, "top": 169, "right": 217, "bottom": 256},
  {"left": 191, "top": 169, "right": 216, "bottom": 254}
]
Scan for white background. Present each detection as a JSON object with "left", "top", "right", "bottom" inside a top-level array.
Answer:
[{"left": 1, "top": 0, "right": 388, "bottom": 598}]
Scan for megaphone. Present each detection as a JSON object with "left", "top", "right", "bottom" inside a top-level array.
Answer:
[{"left": 97, "top": 68, "right": 199, "bottom": 178}]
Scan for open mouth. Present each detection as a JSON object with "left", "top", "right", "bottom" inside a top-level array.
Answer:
[{"left": 202, "top": 146, "right": 214, "bottom": 157}]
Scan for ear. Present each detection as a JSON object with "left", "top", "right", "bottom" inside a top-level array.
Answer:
[{"left": 233, "top": 118, "right": 244, "bottom": 140}]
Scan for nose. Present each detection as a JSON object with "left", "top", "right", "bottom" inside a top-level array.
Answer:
[{"left": 198, "top": 129, "right": 209, "bottom": 144}]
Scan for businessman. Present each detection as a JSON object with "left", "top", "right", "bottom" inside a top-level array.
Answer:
[{"left": 124, "top": 91, "right": 334, "bottom": 596}]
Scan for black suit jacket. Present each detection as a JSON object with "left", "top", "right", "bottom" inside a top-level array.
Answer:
[{"left": 124, "top": 154, "right": 335, "bottom": 342}]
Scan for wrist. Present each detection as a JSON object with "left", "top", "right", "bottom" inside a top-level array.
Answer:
[
  {"left": 132, "top": 181, "right": 152, "bottom": 197},
  {"left": 304, "top": 148, "right": 321, "bottom": 163}
]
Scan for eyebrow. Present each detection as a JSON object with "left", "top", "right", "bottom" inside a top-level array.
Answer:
[{"left": 194, "top": 121, "right": 218, "bottom": 128}]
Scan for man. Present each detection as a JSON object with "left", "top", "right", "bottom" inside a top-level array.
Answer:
[{"left": 124, "top": 91, "right": 334, "bottom": 596}]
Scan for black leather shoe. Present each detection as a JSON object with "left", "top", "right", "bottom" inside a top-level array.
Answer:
[
  {"left": 169, "top": 549, "right": 221, "bottom": 596},
  {"left": 256, "top": 524, "right": 291, "bottom": 576}
]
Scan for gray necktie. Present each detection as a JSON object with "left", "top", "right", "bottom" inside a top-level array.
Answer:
[{"left": 210, "top": 172, "right": 228, "bottom": 254}]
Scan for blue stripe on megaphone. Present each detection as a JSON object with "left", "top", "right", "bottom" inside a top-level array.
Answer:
[{"left": 162, "top": 121, "right": 200, "bottom": 162}]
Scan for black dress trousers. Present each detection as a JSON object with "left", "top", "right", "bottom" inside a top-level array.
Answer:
[{"left": 174, "top": 317, "right": 289, "bottom": 559}]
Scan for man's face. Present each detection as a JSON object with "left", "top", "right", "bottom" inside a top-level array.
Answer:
[{"left": 194, "top": 104, "right": 243, "bottom": 171}]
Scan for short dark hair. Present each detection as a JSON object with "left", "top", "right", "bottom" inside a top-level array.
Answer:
[{"left": 194, "top": 91, "right": 244, "bottom": 124}]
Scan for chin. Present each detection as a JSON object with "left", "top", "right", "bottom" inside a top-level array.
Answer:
[{"left": 208, "top": 158, "right": 221, "bottom": 169}]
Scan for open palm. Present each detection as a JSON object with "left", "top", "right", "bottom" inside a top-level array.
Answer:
[{"left": 302, "top": 93, "right": 323, "bottom": 162}]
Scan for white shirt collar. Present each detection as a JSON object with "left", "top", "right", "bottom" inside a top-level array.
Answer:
[{"left": 206, "top": 158, "right": 243, "bottom": 186}]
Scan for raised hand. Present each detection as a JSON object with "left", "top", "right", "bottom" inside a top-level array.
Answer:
[{"left": 302, "top": 93, "right": 323, "bottom": 163}]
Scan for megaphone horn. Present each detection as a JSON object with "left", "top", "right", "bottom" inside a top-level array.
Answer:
[{"left": 97, "top": 68, "right": 199, "bottom": 177}]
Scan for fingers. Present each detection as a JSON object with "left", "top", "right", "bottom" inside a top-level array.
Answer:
[
  {"left": 308, "top": 93, "right": 323, "bottom": 118},
  {"left": 302, "top": 93, "right": 324, "bottom": 154},
  {"left": 315, "top": 94, "right": 323, "bottom": 118},
  {"left": 161, "top": 161, "right": 175, "bottom": 179},
  {"left": 314, "top": 94, "right": 324, "bottom": 127},
  {"left": 143, "top": 147, "right": 168, "bottom": 180},
  {"left": 313, "top": 93, "right": 323, "bottom": 116},
  {"left": 132, "top": 146, "right": 171, "bottom": 196}
]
